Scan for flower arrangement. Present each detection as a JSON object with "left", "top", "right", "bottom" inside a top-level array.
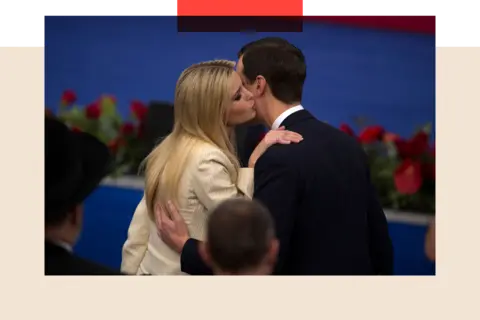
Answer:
[
  {"left": 45, "top": 90, "right": 435, "bottom": 214},
  {"left": 339, "top": 122, "right": 435, "bottom": 214},
  {"left": 46, "top": 90, "right": 149, "bottom": 176}
]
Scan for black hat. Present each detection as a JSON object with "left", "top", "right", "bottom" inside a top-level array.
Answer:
[{"left": 45, "top": 117, "right": 113, "bottom": 225}]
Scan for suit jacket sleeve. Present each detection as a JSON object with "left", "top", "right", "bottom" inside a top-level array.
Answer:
[
  {"left": 365, "top": 166, "right": 394, "bottom": 275},
  {"left": 121, "top": 196, "right": 150, "bottom": 275},
  {"left": 181, "top": 239, "right": 213, "bottom": 275},
  {"left": 180, "top": 150, "right": 254, "bottom": 275},
  {"left": 253, "top": 150, "right": 298, "bottom": 274}
]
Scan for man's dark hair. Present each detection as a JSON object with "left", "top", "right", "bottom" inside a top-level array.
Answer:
[
  {"left": 237, "top": 37, "right": 305, "bottom": 62},
  {"left": 206, "top": 198, "right": 275, "bottom": 273},
  {"left": 239, "top": 38, "right": 307, "bottom": 104}
]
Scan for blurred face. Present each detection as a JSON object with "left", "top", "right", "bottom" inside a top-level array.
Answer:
[
  {"left": 69, "top": 204, "right": 84, "bottom": 244},
  {"left": 225, "top": 71, "right": 255, "bottom": 126}
]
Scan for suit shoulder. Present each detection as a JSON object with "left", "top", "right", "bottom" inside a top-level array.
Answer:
[
  {"left": 71, "top": 255, "right": 123, "bottom": 275},
  {"left": 46, "top": 253, "right": 123, "bottom": 275},
  {"left": 257, "top": 143, "right": 297, "bottom": 169}
]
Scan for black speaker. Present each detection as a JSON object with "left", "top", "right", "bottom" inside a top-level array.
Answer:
[{"left": 142, "top": 101, "right": 175, "bottom": 155}]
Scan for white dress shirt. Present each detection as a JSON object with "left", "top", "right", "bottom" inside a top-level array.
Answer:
[
  {"left": 271, "top": 105, "right": 304, "bottom": 130},
  {"left": 53, "top": 239, "right": 73, "bottom": 253}
]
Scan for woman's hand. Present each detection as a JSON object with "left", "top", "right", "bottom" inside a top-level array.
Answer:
[{"left": 248, "top": 126, "right": 303, "bottom": 167}]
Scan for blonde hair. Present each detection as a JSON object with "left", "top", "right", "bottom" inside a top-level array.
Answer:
[{"left": 141, "top": 60, "right": 240, "bottom": 219}]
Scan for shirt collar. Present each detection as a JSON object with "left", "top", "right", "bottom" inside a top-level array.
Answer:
[
  {"left": 271, "top": 105, "right": 304, "bottom": 130},
  {"left": 52, "top": 239, "right": 73, "bottom": 253}
]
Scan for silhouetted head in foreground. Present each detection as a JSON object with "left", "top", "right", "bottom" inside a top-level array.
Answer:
[{"left": 199, "top": 198, "right": 279, "bottom": 275}]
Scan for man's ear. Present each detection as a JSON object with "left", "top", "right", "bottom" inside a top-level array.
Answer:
[
  {"left": 255, "top": 75, "right": 267, "bottom": 96},
  {"left": 267, "top": 238, "right": 279, "bottom": 266},
  {"left": 69, "top": 204, "right": 83, "bottom": 227},
  {"left": 199, "top": 241, "right": 212, "bottom": 267}
]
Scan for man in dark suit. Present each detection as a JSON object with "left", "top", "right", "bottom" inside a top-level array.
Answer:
[
  {"left": 45, "top": 116, "right": 123, "bottom": 275},
  {"left": 155, "top": 38, "right": 394, "bottom": 275}
]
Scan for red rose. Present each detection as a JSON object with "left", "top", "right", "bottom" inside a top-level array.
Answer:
[
  {"left": 85, "top": 102, "right": 101, "bottom": 119},
  {"left": 409, "top": 131, "right": 429, "bottom": 154},
  {"left": 108, "top": 139, "right": 119, "bottom": 154},
  {"left": 395, "top": 131, "right": 429, "bottom": 158},
  {"left": 61, "top": 89, "right": 77, "bottom": 106},
  {"left": 137, "top": 121, "right": 146, "bottom": 138},
  {"left": 394, "top": 159, "right": 423, "bottom": 194},
  {"left": 394, "top": 139, "right": 412, "bottom": 157},
  {"left": 358, "top": 126, "right": 385, "bottom": 143},
  {"left": 130, "top": 100, "right": 148, "bottom": 121},
  {"left": 108, "top": 137, "right": 126, "bottom": 154},
  {"left": 422, "top": 162, "right": 435, "bottom": 180},
  {"left": 339, "top": 123, "right": 355, "bottom": 136},
  {"left": 71, "top": 126, "right": 82, "bottom": 133},
  {"left": 120, "top": 122, "right": 135, "bottom": 135}
]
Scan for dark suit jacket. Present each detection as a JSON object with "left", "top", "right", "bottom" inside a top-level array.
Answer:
[
  {"left": 181, "top": 110, "right": 394, "bottom": 275},
  {"left": 45, "top": 240, "right": 123, "bottom": 275}
]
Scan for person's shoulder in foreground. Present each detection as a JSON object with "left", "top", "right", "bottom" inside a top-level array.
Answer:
[
  {"left": 45, "top": 115, "right": 124, "bottom": 275},
  {"left": 45, "top": 240, "right": 122, "bottom": 276}
]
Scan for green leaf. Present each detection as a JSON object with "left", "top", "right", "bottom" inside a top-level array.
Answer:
[
  {"left": 422, "top": 122, "right": 432, "bottom": 135},
  {"left": 100, "top": 96, "right": 117, "bottom": 118}
]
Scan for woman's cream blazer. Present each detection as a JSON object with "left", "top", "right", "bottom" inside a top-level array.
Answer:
[{"left": 120, "top": 142, "right": 254, "bottom": 275}]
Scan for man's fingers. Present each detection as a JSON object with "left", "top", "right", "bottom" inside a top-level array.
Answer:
[
  {"left": 154, "top": 203, "right": 163, "bottom": 230},
  {"left": 162, "top": 217, "right": 175, "bottom": 231}
]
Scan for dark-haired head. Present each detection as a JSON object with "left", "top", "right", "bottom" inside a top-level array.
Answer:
[
  {"left": 235, "top": 38, "right": 306, "bottom": 126},
  {"left": 45, "top": 116, "right": 112, "bottom": 247},
  {"left": 199, "top": 198, "right": 278, "bottom": 275},
  {"left": 237, "top": 37, "right": 305, "bottom": 63}
]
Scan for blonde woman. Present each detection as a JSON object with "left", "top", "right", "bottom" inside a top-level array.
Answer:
[{"left": 121, "top": 60, "right": 302, "bottom": 275}]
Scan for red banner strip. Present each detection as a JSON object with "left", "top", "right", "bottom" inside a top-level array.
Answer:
[
  {"left": 302, "top": 16, "right": 435, "bottom": 34},
  {"left": 177, "top": 0, "right": 303, "bottom": 16}
]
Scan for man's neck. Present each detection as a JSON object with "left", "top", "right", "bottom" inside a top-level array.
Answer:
[
  {"left": 45, "top": 228, "right": 76, "bottom": 251},
  {"left": 264, "top": 101, "right": 301, "bottom": 129},
  {"left": 215, "top": 265, "right": 271, "bottom": 275}
]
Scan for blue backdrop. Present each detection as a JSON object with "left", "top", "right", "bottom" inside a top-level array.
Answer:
[{"left": 45, "top": 16, "right": 435, "bottom": 139}]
